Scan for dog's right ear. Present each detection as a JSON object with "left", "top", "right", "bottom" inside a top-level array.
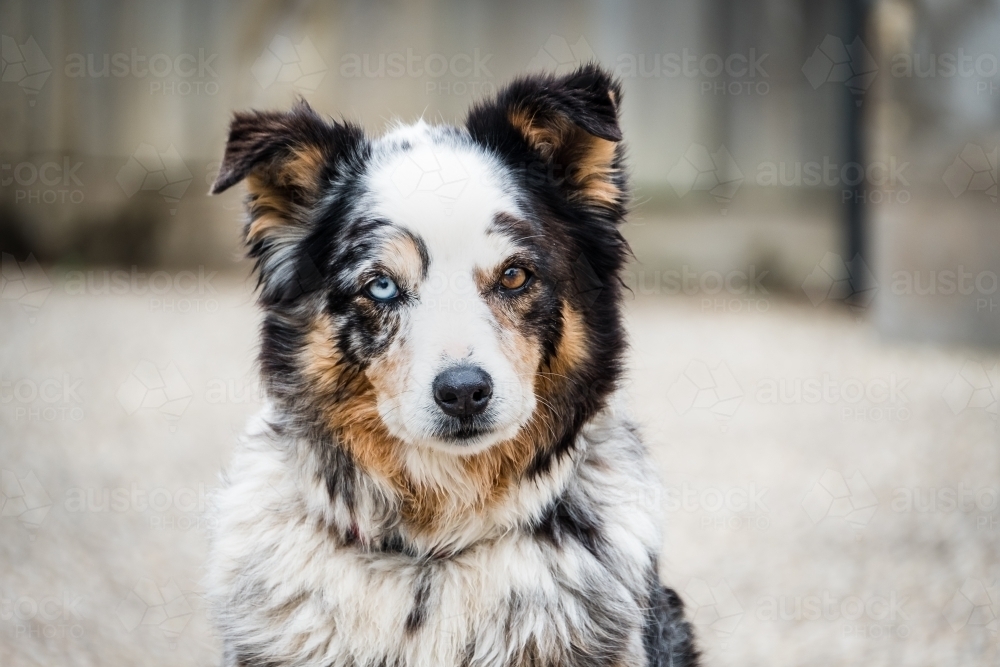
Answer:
[{"left": 212, "top": 100, "right": 366, "bottom": 304}]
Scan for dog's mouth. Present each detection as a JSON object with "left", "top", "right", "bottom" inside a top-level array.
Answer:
[
  {"left": 432, "top": 416, "right": 498, "bottom": 445},
  {"left": 431, "top": 411, "right": 506, "bottom": 447}
]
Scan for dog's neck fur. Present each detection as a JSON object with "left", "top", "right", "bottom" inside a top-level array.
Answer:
[{"left": 259, "top": 397, "right": 588, "bottom": 559}]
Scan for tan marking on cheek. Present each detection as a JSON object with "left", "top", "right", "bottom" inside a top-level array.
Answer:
[
  {"left": 527, "top": 302, "right": 589, "bottom": 433},
  {"left": 300, "top": 316, "right": 406, "bottom": 494},
  {"left": 501, "top": 323, "right": 543, "bottom": 381},
  {"left": 483, "top": 291, "right": 541, "bottom": 380},
  {"left": 468, "top": 302, "right": 591, "bottom": 507},
  {"left": 301, "top": 314, "right": 456, "bottom": 531},
  {"left": 300, "top": 315, "right": 345, "bottom": 392},
  {"left": 363, "top": 331, "right": 412, "bottom": 410},
  {"left": 549, "top": 302, "right": 588, "bottom": 374}
]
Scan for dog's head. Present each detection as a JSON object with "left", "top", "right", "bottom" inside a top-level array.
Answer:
[{"left": 213, "top": 64, "right": 629, "bottom": 504}]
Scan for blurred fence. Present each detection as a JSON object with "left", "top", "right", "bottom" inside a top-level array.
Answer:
[{"left": 0, "top": 0, "right": 998, "bottom": 343}]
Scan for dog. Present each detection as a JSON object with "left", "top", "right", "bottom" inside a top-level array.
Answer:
[{"left": 207, "top": 63, "right": 698, "bottom": 667}]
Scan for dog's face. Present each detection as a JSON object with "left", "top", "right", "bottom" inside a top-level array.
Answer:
[
  {"left": 213, "top": 65, "right": 629, "bottom": 498},
  {"left": 357, "top": 138, "right": 543, "bottom": 453}
]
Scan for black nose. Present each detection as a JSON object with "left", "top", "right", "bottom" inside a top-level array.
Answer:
[{"left": 433, "top": 365, "right": 493, "bottom": 417}]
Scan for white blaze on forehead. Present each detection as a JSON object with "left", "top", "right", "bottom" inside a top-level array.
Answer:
[
  {"left": 362, "top": 123, "right": 536, "bottom": 452},
  {"left": 365, "top": 122, "right": 521, "bottom": 271}
]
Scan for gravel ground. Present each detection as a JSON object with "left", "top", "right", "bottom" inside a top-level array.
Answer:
[{"left": 1, "top": 270, "right": 998, "bottom": 666}]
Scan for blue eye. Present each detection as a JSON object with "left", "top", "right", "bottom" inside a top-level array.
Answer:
[{"left": 365, "top": 275, "right": 399, "bottom": 302}]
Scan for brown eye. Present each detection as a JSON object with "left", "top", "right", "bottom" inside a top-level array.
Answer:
[{"left": 499, "top": 266, "right": 530, "bottom": 291}]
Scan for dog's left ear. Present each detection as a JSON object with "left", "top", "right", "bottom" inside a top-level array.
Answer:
[{"left": 466, "top": 63, "right": 625, "bottom": 209}]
